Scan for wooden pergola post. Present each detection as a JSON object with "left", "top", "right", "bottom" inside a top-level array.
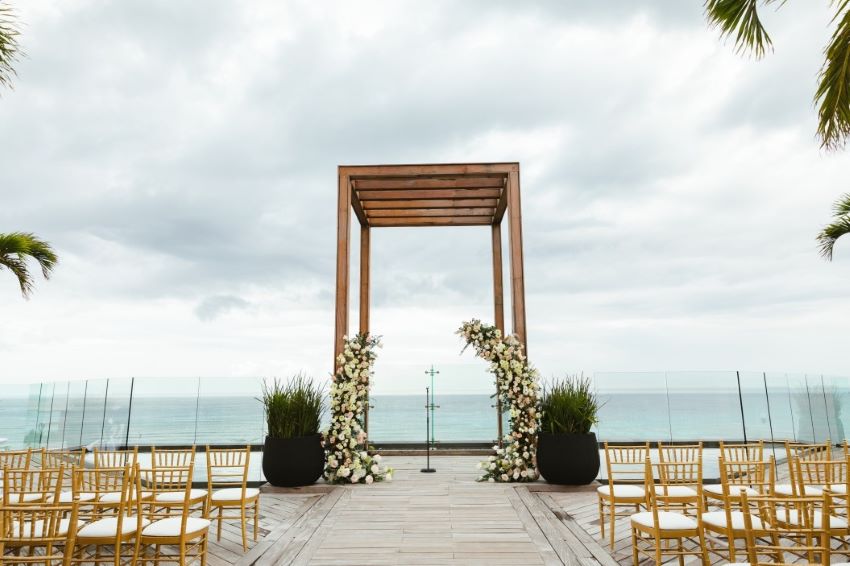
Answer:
[{"left": 333, "top": 163, "right": 528, "bottom": 442}]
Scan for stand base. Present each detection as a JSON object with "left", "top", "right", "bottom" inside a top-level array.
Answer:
[{"left": 420, "top": 468, "right": 436, "bottom": 473}]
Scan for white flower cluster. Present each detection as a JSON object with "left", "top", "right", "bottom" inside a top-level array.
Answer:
[
  {"left": 458, "top": 319, "right": 540, "bottom": 482},
  {"left": 324, "top": 333, "right": 392, "bottom": 484}
]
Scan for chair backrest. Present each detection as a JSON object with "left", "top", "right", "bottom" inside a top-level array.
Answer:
[
  {"left": 785, "top": 440, "right": 832, "bottom": 463},
  {"left": 796, "top": 457, "right": 848, "bottom": 495},
  {"left": 93, "top": 447, "right": 138, "bottom": 468},
  {"left": 0, "top": 450, "right": 31, "bottom": 473},
  {"left": 73, "top": 464, "right": 139, "bottom": 524},
  {"left": 719, "top": 456, "right": 775, "bottom": 501},
  {"left": 206, "top": 445, "right": 250, "bottom": 493},
  {"left": 2, "top": 466, "right": 64, "bottom": 506},
  {"left": 144, "top": 461, "right": 195, "bottom": 532},
  {"left": 151, "top": 446, "right": 196, "bottom": 468},
  {"left": 740, "top": 491, "right": 832, "bottom": 565},
  {"left": 0, "top": 502, "right": 79, "bottom": 564},
  {"left": 41, "top": 449, "right": 86, "bottom": 470},
  {"left": 603, "top": 442, "right": 650, "bottom": 485},
  {"left": 719, "top": 440, "right": 764, "bottom": 462},
  {"left": 657, "top": 443, "right": 702, "bottom": 485}
]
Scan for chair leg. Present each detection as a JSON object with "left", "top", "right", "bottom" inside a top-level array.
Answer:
[
  {"left": 216, "top": 506, "right": 223, "bottom": 542},
  {"left": 254, "top": 498, "right": 259, "bottom": 541},
  {"left": 609, "top": 503, "right": 617, "bottom": 549},
  {"left": 677, "top": 538, "right": 685, "bottom": 566},
  {"left": 240, "top": 503, "right": 248, "bottom": 551},
  {"left": 598, "top": 497, "right": 605, "bottom": 541},
  {"left": 631, "top": 528, "right": 639, "bottom": 566}
]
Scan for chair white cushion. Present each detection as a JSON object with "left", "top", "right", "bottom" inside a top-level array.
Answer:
[
  {"left": 50, "top": 491, "right": 97, "bottom": 503},
  {"left": 774, "top": 483, "right": 823, "bottom": 496},
  {"left": 701, "top": 511, "right": 764, "bottom": 531},
  {"left": 153, "top": 489, "right": 208, "bottom": 503},
  {"left": 12, "top": 518, "right": 75, "bottom": 537},
  {"left": 142, "top": 517, "right": 210, "bottom": 537},
  {"left": 10, "top": 493, "right": 45, "bottom": 503},
  {"left": 211, "top": 487, "right": 260, "bottom": 502},
  {"left": 77, "top": 516, "right": 148, "bottom": 538},
  {"left": 778, "top": 509, "right": 848, "bottom": 529},
  {"left": 827, "top": 484, "right": 847, "bottom": 495},
  {"left": 653, "top": 486, "right": 698, "bottom": 498},
  {"left": 97, "top": 491, "right": 123, "bottom": 503},
  {"left": 631, "top": 511, "right": 697, "bottom": 530},
  {"left": 597, "top": 485, "right": 644, "bottom": 498},
  {"left": 704, "top": 485, "right": 759, "bottom": 497}
]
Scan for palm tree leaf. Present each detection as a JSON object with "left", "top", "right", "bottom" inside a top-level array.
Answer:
[
  {"left": 0, "top": 2, "right": 22, "bottom": 91},
  {"left": 833, "top": 192, "right": 850, "bottom": 215},
  {"left": 816, "top": 1, "right": 850, "bottom": 150},
  {"left": 705, "top": 0, "right": 778, "bottom": 58},
  {"left": 0, "top": 254, "right": 33, "bottom": 297},
  {"left": 817, "top": 211, "right": 850, "bottom": 260},
  {"left": 0, "top": 232, "right": 58, "bottom": 297}
]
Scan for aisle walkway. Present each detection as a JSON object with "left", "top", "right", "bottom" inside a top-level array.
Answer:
[{"left": 235, "top": 455, "right": 611, "bottom": 566}]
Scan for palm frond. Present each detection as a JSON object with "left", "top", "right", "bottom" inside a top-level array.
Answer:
[
  {"left": 833, "top": 192, "right": 850, "bottom": 215},
  {"left": 0, "top": 1, "right": 22, "bottom": 91},
  {"left": 0, "top": 232, "right": 58, "bottom": 298},
  {"left": 705, "top": 0, "right": 778, "bottom": 58},
  {"left": 816, "top": 0, "right": 850, "bottom": 150},
  {"left": 817, "top": 204, "right": 850, "bottom": 261}
]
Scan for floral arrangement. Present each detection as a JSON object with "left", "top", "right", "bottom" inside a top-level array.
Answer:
[
  {"left": 458, "top": 319, "right": 540, "bottom": 482},
  {"left": 324, "top": 333, "right": 392, "bottom": 484}
]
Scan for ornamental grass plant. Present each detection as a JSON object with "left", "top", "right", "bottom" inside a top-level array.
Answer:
[
  {"left": 540, "top": 375, "right": 599, "bottom": 435},
  {"left": 262, "top": 374, "right": 323, "bottom": 439}
]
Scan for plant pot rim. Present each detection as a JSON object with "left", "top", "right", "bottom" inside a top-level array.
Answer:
[{"left": 265, "top": 432, "right": 322, "bottom": 441}]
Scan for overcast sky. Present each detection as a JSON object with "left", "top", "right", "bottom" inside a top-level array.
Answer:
[{"left": 1, "top": 1, "right": 848, "bottom": 394}]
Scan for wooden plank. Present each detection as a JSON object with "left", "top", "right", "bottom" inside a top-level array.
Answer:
[
  {"left": 492, "top": 222, "right": 505, "bottom": 445},
  {"left": 367, "top": 208, "right": 496, "bottom": 218},
  {"left": 538, "top": 493, "right": 621, "bottom": 566},
  {"left": 516, "top": 487, "right": 583, "bottom": 566},
  {"left": 494, "top": 185, "right": 508, "bottom": 223},
  {"left": 359, "top": 225, "right": 370, "bottom": 435},
  {"left": 354, "top": 177, "right": 505, "bottom": 190},
  {"left": 368, "top": 217, "right": 493, "bottom": 227},
  {"left": 505, "top": 487, "right": 564, "bottom": 566},
  {"left": 357, "top": 188, "right": 502, "bottom": 201},
  {"left": 506, "top": 169, "right": 527, "bottom": 351},
  {"left": 362, "top": 198, "right": 499, "bottom": 210},
  {"left": 333, "top": 171, "right": 351, "bottom": 367},
  {"left": 340, "top": 162, "right": 518, "bottom": 177},
  {"left": 351, "top": 187, "right": 367, "bottom": 227}
]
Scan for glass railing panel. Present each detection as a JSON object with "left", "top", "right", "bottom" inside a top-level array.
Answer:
[
  {"left": 79, "top": 379, "right": 107, "bottom": 448},
  {"left": 195, "top": 377, "right": 264, "bottom": 447},
  {"left": 785, "top": 373, "right": 818, "bottom": 443},
  {"left": 126, "top": 377, "right": 199, "bottom": 446},
  {"left": 593, "top": 372, "right": 672, "bottom": 442},
  {"left": 61, "top": 380, "right": 87, "bottom": 449},
  {"left": 44, "top": 382, "right": 69, "bottom": 449},
  {"left": 368, "top": 363, "right": 498, "bottom": 443},
  {"left": 738, "top": 371, "right": 773, "bottom": 442},
  {"left": 821, "top": 374, "right": 848, "bottom": 444},
  {"left": 763, "top": 373, "right": 800, "bottom": 444},
  {"left": 100, "top": 378, "right": 133, "bottom": 449},
  {"left": 806, "top": 375, "right": 834, "bottom": 443},
  {"left": 0, "top": 383, "right": 39, "bottom": 449},
  {"left": 666, "top": 371, "right": 743, "bottom": 442}
]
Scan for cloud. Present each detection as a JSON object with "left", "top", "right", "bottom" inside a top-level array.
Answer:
[
  {"left": 0, "top": 0, "right": 848, "bottom": 389},
  {"left": 194, "top": 295, "right": 250, "bottom": 322}
]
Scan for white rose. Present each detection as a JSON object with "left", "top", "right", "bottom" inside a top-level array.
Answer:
[
  {"left": 365, "top": 475, "right": 374, "bottom": 484},
  {"left": 371, "top": 464, "right": 379, "bottom": 474},
  {"left": 501, "top": 474, "right": 508, "bottom": 481}
]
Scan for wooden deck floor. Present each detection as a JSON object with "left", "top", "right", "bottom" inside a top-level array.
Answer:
[{"left": 206, "top": 453, "right": 834, "bottom": 566}]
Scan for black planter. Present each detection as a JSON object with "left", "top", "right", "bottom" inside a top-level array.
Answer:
[
  {"left": 262, "top": 434, "right": 324, "bottom": 487},
  {"left": 537, "top": 432, "right": 600, "bottom": 485}
]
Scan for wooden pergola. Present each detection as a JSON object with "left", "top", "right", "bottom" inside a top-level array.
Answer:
[{"left": 334, "top": 162, "right": 528, "bottom": 438}]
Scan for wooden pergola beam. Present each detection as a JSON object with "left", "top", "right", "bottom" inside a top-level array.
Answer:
[
  {"left": 340, "top": 162, "right": 518, "bottom": 177},
  {"left": 362, "top": 198, "right": 499, "bottom": 210},
  {"left": 367, "top": 208, "right": 495, "bottom": 218},
  {"left": 357, "top": 188, "right": 501, "bottom": 201},
  {"left": 369, "top": 216, "right": 493, "bottom": 227},
  {"left": 354, "top": 177, "right": 504, "bottom": 190}
]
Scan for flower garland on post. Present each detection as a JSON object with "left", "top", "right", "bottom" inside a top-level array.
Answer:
[
  {"left": 324, "top": 333, "right": 392, "bottom": 484},
  {"left": 458, "top": 319, "right": 540, "bottom": 482}
]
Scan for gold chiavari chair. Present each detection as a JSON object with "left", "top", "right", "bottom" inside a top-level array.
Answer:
[
  {"left": 93, "top": 448, "right": 138, "bottom": 469},
  {"left": 0, "top": 450, "right": 32, "bottom": 495},
  {"left": 2, "top": 466, "right": 64, "bottom": 506},
  {"left": 700, "top": 456, "right": 775, "bottom": 562},
  {"left": 72, "top": 464, "right": 145, "bottom": 566},
  {"left": 630, "top": 460, "right": 708, "bottom": 566},
  {"left": 0, "top": 502, "right": 80, "bottom": 565},
  {"left": 597, "top": 442, "right": 650, "bottom": 549},
  {"left": 656, "top": 443, "right": 702, "bottom": 516},
  {"left": 139, "top": 462, "right": 210, "bottom": 566},
  {"left": 703, "top": 441, "right": 766, "bottom": 509},
  {"left": 740, "top": 491, "right": 833, "bottom": 565},
  {"left": 204, "top": 445, "right": 259, "bottom": 551},
  {"left": 42, "top": 449, "right": 87, "bottom": 504},
  {"left": 775, "top": 440, "right": 833, "bottom": 497},
  {"left": 147, "top": 447, "right": 207, "bottom": 516}
]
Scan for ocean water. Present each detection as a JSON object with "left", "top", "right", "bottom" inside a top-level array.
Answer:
[{"left": 1, "top": 390, "right": 844, "bottom": 449}]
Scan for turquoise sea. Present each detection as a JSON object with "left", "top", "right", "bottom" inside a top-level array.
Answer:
[{"left": 0, "top": 390, "right": 843, "bottom": 450}]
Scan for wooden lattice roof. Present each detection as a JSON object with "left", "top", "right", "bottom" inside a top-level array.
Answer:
[{"left": 339, "top": 162, "right": 519, "bottom": 227}]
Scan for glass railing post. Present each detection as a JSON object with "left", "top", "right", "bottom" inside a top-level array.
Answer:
[{"left": 735, "top": 371, "right": 748, "bottom": 444}]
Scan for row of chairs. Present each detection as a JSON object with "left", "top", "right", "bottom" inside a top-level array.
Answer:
[
  {"left": 597, "top": 440, "right": 850, "bottom": 565},
  {"left": 0, "top": 446, "right": 260, "bottom": 565}
]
